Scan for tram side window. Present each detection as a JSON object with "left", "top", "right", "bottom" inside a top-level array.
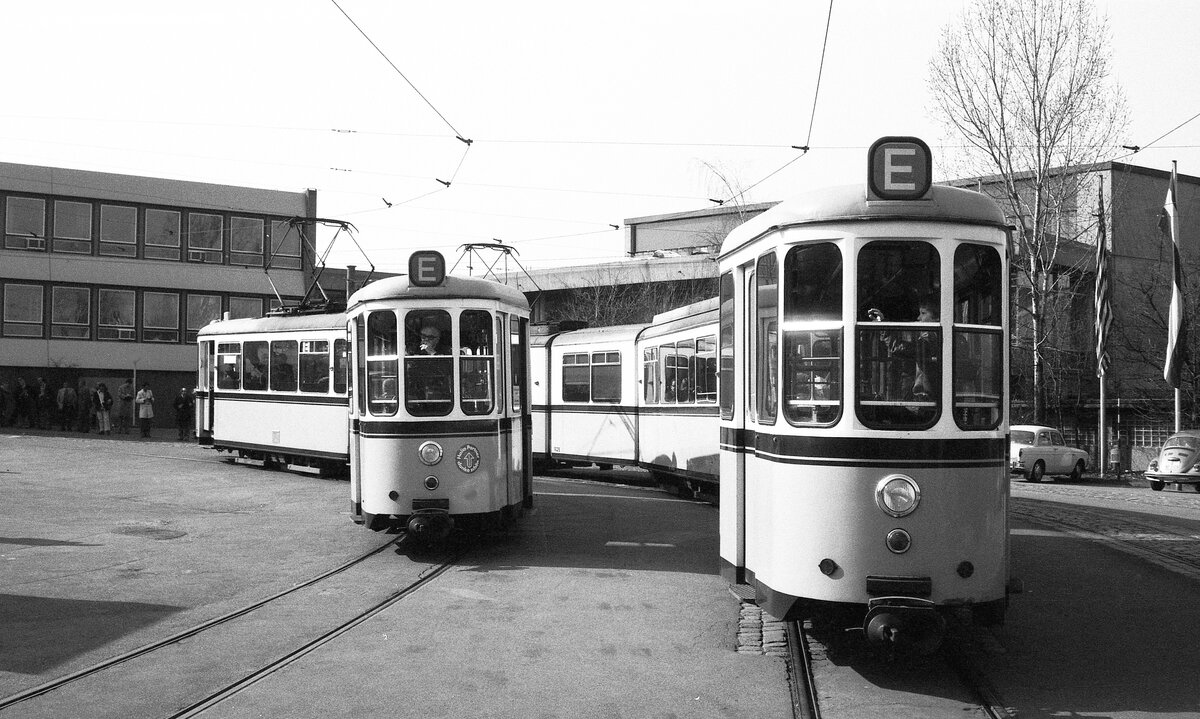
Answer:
[
  {"left": 511, "top": 317, "right": 527, "bottom": 413},
  {"left": 719, "top": 272, "right": 735, "bottom": 419},
  {"left": 404, "top": 309, "right": 452, "bottom": 416},
  {"left": 953, "top": 244, "right": 1003, "bottom": 429},
  {"left": 243, "top": 341, "right": 268, "bottom": 391},
  {"left": 591, "top": 352, "right": 621, "bottom": 403},
  {"left": 756, "top": 253, "right": 778, "bottom": 425},
  {"left": 695, "top": 336, "right": 717, "bottom": 404},
  {"left": 217, "top": 343, "right": 241, "bottom": 389},
  {"left": 562, "top": 353, "right": 590, "bottom": 402},
  {"left": 660, "top": 341, "right": 695, "bottom": 403},
  {"left": 783, "top": 243, "right": 843, "bottom": 426},
  {"left": 299, "top": 339, "right": 330, "bottom": 393},
  {"left": 856, "top": 241, "right": 940, "bottom": 429},
  {"left": 642, "top": 347, "right": 659, "bottom": 403},
  {"left": 367, "top": 310, "right": 399, "bottom": 416},
  {"left": 333, "top": 338, "right": 348, "bottom": 395},
  {"left": 354, "top": 316, "right": 367, "bottom": 414},
  {"left": 460, "top": 310, "right": 494, "bottom": 415},
  {"left": 270, "top": 340, "right": 298, "bottom": 392}
]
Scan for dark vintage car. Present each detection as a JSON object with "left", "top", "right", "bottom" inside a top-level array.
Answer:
[{"left": 1144, "top": 430, "right": 1200, "bottom": 492}]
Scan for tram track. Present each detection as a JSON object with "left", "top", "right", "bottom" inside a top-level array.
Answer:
[{"left": 0, "top": 535, "right": 464, "bottom": 717}]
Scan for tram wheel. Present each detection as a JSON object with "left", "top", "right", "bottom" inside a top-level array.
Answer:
[
  {"left": 1149, "top": 480, "right": 1165, "bottom": 491},
  {"left": 1027, "top": 461, "right": 1045, "bottom": 483}
]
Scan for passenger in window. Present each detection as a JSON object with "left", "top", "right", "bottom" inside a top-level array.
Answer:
[
  {"left": 868, "top": 296, "right": 939, "bottom": 400},
  {"left": 410, "top": 324, "right": 450, "bottom": 355},
  {"left": 379, "top": 377, "right": 398, "bottom": 401}
]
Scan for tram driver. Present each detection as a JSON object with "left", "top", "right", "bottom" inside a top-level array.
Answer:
[{"left": 867, "top": 296, "right": 938, "bottom": 401}]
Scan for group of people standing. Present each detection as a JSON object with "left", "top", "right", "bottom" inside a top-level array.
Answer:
[{"left": 0, "top": 377, "right": 194, "bottom": 440}]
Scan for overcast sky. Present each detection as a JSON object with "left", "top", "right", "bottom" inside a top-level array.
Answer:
[{"left": 1, "top": 0, "right": 1196, "bottom": 274}]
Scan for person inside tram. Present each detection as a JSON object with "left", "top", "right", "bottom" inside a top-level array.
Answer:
[
  {"left": 409, "top": 323, "right": 451, "bottom": 355},
  {"left": 867, "top": 295, "right": 938, "bottom": 401}
]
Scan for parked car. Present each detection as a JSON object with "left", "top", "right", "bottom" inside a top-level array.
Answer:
[
  {"left": 1144, "top": 430, "right": 1200, "bottom": 492},
  {"left": 1009, "top": 424, "right": 1090, "bottom": 482}
]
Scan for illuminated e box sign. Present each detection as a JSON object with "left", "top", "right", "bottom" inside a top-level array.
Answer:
[
  {"left": 867, "top": 136, "right": 932, "bottom": 201},
  {"left": 408, "top": 250, "right": 445, "bottom": 287}
]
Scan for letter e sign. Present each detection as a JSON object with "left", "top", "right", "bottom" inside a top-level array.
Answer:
[
  {"left": 867, "top": 137, "right": 932, "bottom": 201},
  {"left": 409, "top": 250, "right": 445, "bottom": 287}
]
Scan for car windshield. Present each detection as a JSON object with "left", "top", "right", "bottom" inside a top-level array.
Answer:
[
  {"left": 1010, "top": 430, "right": 1034, "bottom": 444},
  {"left": 1164, "top": 435, "right": 1200, "bottom": 451}
]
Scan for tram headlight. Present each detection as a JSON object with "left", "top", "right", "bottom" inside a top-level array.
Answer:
[
  {"left": 455, "top": 444, "right": 481, "bottom": 473},
  {"left": 876, "top": 474, "right": 920, "bottom": 518},
  {"left": 418, "top": 441, "right": 444, "bottom": 466}
]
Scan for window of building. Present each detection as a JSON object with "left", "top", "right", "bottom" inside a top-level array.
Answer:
[
  {"left": 187, "top": 294, "right": 222, "bottom": 342},
  {"left": 145, "top": 208, "right": 181, "bottom": 260},
  {"left": 5, "top": 196, "right": 46, "bottom": 251},
  {"left": 229, "top": 296, "right": 263, "bottom": 320},
  {"left": 53, "top": 200, "right": 93, "bottom": 254},
  {"left": 143, "top": 291, "right": 180, "bottom": 342},
  {"left": 51, "top": 286, "right": 91, "bottom": 339},
  {"left": 3, "top": 283, "right": 44, "bottom": 336},
  {"left": 268, "top": 219, "right": 302, "bottom": 270},
  {"left": 98, "top": 288, "right": 136, "bottom": 341},
  {"left": 187, "top": 212, "right": 223, "bottom": 263},
  {"left": 99, "top": 204, "right": 137, "bottom": 257},
  {"left": 231, "top": 216, "right": 264, "bottom": 267}
]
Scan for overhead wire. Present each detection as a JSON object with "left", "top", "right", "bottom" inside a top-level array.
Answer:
[{"left": 1117, "top": 109, "right": 1200, "bottom": 160}]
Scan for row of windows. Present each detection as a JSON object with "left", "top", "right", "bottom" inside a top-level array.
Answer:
[
  {"left": 642, "top": 336, "right": 718, "bottom": 404},
  {"left": 1, "top": 281, "right": 280, "bottom": 343},
  {"left": 2, "top": 194, "right": 304, "bottom": 268},
  {"left": 216, "top": 339, "right": 348, "bottom": 395}
]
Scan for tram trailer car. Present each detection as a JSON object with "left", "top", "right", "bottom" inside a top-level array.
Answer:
[
  {"left": 718, "top": 137, "right": 1012, "bottom": 653},
  {"left": 346, "top": 253, "right": 533, "bottom": 541},
  {"left": 196, "top": 312, "right": 351, "bottom": 476},
  {"left": 531, "top": 297, "right": 721, "bottom": 494}
]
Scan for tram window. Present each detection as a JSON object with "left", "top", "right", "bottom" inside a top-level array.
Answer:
[
  {"left": 460, "top": 357, "right": 494, "bottom": 415},
  {"left": 217, "top": 342, "right": 241, "bottom": 390},
  {"left": 953, "top": 245, "right": 1003, "bottom": 430},
  {"left": 368, "top": 311, "right": 398, "bottom": 356},
  {"left": 333, "top": 338, "right": 348, "bottom": 395},
  {"left": 299, "top": 339, "right": 330, "bottom": 393},
  {"left": 458, "top": 310, "right": 494, "bottom": 415},
  {"left": 856, "top": 241, "right": 940, "bottom": 429},
  {"left": 270, "top": 340, "right": 298, "bottom": 392},
  {"left": 511, "top": 318, "right": 527, "bottom": 413},
  {"left": 756, "top": 253, "right": 778, "bottom": 425},
  {"left": 494, "top": 316, "right": 505, "bottom": 414},
  {"left": 562, "top": 353, "right": 590, "bottom": 402},
  {"left": 368, "top": 359, "right": 399, "bottom": 416},
  {"left": 719, "top": 272, "right": 734, "bottom": 419},
  {"left": 404, "top": 355, "right": 451, "bottom": 416},
  {"left": 643, "top": 347, "right": 659, "bottom": 403},
  {"left": 659, "top": 343, "right": 677, "bottom": 402},
  {"left": 695, "top": 336, "right": 717, "bottom": 404},
  {"left": 354, "top": 316, "right": 367, "bottom": 414},
  {"left": 460, "top": 310, "right": 492, "bottom": 355},
  {"left": 783, "top": 243, "right": 843, "bottom": 425},
  {"left": 591, "top": 351, "right": 621, "bottom": 403},
  {"left": 954, "top": 244, "right": 1003, "bottom": 326},
  {"left": 243, "top": 341, "right": 268, "bottom": 391}
]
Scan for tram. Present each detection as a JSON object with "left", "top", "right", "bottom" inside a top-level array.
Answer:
[
  {"left": 718, "top": 137, "right": 1011, "bottom": 651},
  {"left": 345, "top": 251, "right": 533, "bottom": 540},
  {"left": 196, "top": 312, "right": 351, "bottom": 476}
]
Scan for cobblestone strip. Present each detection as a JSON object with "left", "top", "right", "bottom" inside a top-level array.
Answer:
[
  {"left": 1012, "top": 497, "right": 1200, "bottom": 583},
  {"left": 733, "top": 597, "right": 789, "bottom": 657}
]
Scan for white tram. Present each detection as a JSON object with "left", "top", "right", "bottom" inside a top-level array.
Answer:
[
  {"left": 346, "top": 252, "right": 533, "bottom": 540},
  {"left": 196, "top": 312, "right": 350, "bottom": 476},
  {"left": 531, "top": 297, "right": 720, "bottom": 492},
  {"left": 719, "top": 137, "right": 1011, "bottom": 650}
]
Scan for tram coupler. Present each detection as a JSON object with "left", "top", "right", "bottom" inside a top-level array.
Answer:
[
  {"left": 407, "top": 509, "right": 453, "bottom": 543},
  {"left": 863, "top": 596, "right": 946, "bottom": 655}
]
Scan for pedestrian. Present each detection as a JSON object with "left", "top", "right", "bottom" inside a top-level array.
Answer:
[
  {"left": 172, "top": 387, "right": 194, "bottom": 441},
  {"left": 135, "top": 382, "right": 155, "bottom": 438},
  {"left": 56, "top": 381, "right": 77, "bottom": 431},
  {"left": 0, "top": 380, "right": 13, "bottom": 427},
  {"left": 75, "top": 379, "right": 94, "bottom": 432},
  {"left": 35, "top": 377, "right": 52, "bottom": 429},
  {"left": 116, "top": 378, "right": 135, "bottom": 434},
  {"left": 93, "top": 383, "right": 114, "bottom": 435},
  {"left": 13, "top": 378, "right": 33, "bottom": 428}
]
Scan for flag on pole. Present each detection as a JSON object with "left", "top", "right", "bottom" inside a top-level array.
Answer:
[
  {"left": 1095, "top": 186, "right": 1112, "bottom": 377},
  {"left": 1161, "top": 162, "right": 1185, "bottom": 388}
]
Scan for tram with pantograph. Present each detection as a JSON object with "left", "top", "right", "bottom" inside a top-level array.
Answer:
[{"left": 719, "top": 137, "right": 1012, "bottom": 652}]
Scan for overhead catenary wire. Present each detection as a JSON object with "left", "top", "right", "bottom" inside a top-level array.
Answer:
[{"left": 1116, "top": 109, "right": 1200, "bottom": 161}]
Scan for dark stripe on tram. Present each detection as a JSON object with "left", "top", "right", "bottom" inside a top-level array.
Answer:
[
  {"left": 719, "top": 427, "right": 1006, "bottom": 468},
  {"left": 210, "top": 391, "right": 348, "bottom": 406},
  {"left": 354, "top": 417, "right": 514, "bottom": 437}
]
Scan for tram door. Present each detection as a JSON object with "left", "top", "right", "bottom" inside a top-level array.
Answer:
[
  {"left": 348, "top": 316, "right": 364, "bottom": 523},
  {"left": 196, "top": 340, "right": 215, "bottom": 440},
  {"left": 718, "top": 267, "right": 749, "bottom": 583},
  {"left": 509, "top": 316, "right": 533, "bottom": 507}
]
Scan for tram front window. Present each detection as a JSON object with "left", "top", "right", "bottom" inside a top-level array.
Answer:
[
  {"left": 405, "top": 309, "right": 453, "bottom": 416},
  {"left": 459, "top": 310, "right": 494, "bottom": 415},
  {"left": 856, "top": 241, "right": 940, "bottom": 429},
  {"left": 782, "top": 243, "right": 842, "bottom": 426},
  {"left": 953, "top": 244, "right": 1004, "bottom": 429}
]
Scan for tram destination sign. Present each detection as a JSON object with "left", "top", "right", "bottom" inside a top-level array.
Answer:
[
  {"left": 867, "top": 136, "right": 932, "bottom": 201},
  {"left": 409, "top": 250, "right": 446, "bottom": 287}
]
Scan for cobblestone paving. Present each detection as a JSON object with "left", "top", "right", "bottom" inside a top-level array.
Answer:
[{"left": 1011, "top": 483, "right": 1200, "bottom": 582}]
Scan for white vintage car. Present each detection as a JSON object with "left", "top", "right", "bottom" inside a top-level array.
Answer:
[{"left": 1009, "top": 424, "right": 1090, "bottom": 482}]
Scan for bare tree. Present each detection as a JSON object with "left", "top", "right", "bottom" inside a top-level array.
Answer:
[{"left": 928, "top": 0, "right": 1128, "bottom": 421}]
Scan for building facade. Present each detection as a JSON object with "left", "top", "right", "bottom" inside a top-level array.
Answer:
[{"left": 0, "top": 162, "right": 316, "bottom": 427}]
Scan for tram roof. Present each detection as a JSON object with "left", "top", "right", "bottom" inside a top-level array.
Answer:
[
  {"left": 719, "top": 183, "right": 1007, "bottom": 259},
  {"left": 197, "top": 311, "right": 348, "bottom": 338},
  {"left": 346, "top": 273, "right": 529, "bottom": 311}
]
